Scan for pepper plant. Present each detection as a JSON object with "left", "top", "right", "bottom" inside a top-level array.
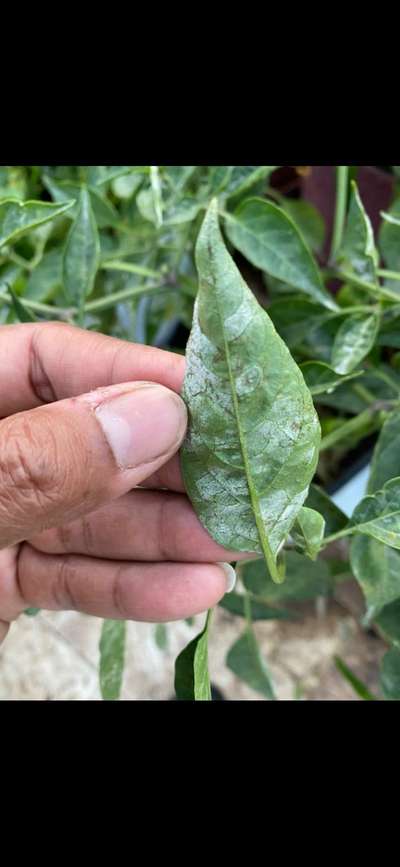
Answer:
[{"left": 3, "top": 164, "right": 400, "bottom": 701}]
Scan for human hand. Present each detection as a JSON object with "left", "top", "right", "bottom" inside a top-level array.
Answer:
[{"left": 0, "top": 323, "right": 242, "bottom": 645}]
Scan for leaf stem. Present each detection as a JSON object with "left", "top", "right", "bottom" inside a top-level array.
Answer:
[
  {"left": 377, "top": 269, "right": 400, "bottom": 282},
  {"left": 84, "top": 282, "right": 164, "bottom": 314},
  {"left": 330, "top": 166, "right": 349, "bottom": 263},
  {"left": 319, "top": 407, "right": 383, "bottom": 452},
  {"left": 332, "top": 269, "right": 400, "bottom": 303},
  {"left": 0, "top": 289, "right": 73, "bottom": 319}
]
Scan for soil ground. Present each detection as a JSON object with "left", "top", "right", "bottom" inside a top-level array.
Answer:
[{"left": 0, "top": 581, "right": 386, "bottom": 701}]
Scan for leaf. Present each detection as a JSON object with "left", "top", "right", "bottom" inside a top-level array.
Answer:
[
  {"left": 293, "top": 506, "right": 325, "bottom": 560},
  {"left": 62, "top": 187, "right": 100, "bottom": 307},
  {"left": 242, "top": 550, "right": 335, "bottom": 601},
  {"left": 150, "top": 166, "right": 163, "bottom": 228},
  {"left": 224, "top": 198, "right": 336, "bottom": 310},
  {"left": 208, "top": 166, "right": 234, "bottom": 194},
  {"left": 337, "top": 181, "right": 378, "bottom": 282},
  {"left": 24, "top": 607, "right": 40, "bottom": 617},
  {"left": 334, "top": 656, "right": 377, "bottom": 700},
  {"left": 174, "top": 610, "right": 212, "bottom": 701},
  {"left": 0, "top": 198, "right": 74, "bottom": 250},
  {"left": 375, "top": 599, "right": 400, "bottom": 647},
  {"left": 268, "top": 296, "right": 331, "bottom": 348},
  {"left": 181, "top": 199, "right": 321, "bottom": 583},
  {"left": 99, "top": 619, "right": 126, "bottom": 701},
  {"left": 281, "top": 199, "right": 325, "bottom": 254},
  {"left": 350, "top": 477, "right": 400, "bottom": 549},
  {"left": 24, "top": 248, "right": 63, "bottom": 301},
  {"left": 300, "top": 361, "right": 363, "bottom": 396},
  {"left": 368, "top": 410, "right": 400, "bottom": 494},
  {"left": 350, "top": 535, "right": 400, "bottom": 619},
  {"left": 8, "top": 287, "right": 37, "bottom": 322},
  {"left": 164, "top": 197, "right": 202, "bottom": 226},
  {"left": 305, "top": 484, "right": 348, "bottom": 536},
  {"left": 226, "top": 626, "right": 276, "bottom": 699},
  {"left": 43, "top": 176, "right": 119, "bottom": 229},
  {"left": 226, "top": 166, "right": 278, "bottom": 199},
  {"left": 378, "top": 198, "right": 400, "bottom": 293},
  {"left": 219, "top": 591, "right": 294, "bottom": 621},
  {"left": 380, "top": 648, "right": 400, "bottom": 700},
  {"left": 331, "top": 313, "right": 379, "bottom": 374}
]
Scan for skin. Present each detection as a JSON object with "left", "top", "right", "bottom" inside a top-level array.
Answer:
[{"left": 0, "top": 322, "right": 252, "bottom": 645}]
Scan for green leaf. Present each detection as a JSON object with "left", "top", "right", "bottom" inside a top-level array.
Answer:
[
  {"left": 337, "top": 181, "right": 378, "bottom": 283},
  {"left": 208, "top": 166, "right": 234, "bottom": 194},
  {"left": 224, "top": 198, "right": 336, "bottom": 310},
  {"left": 181, "top": 200, "right": 321, "bottom": 583},
  {"left": 378, "top": 198, "right": 400, "bottom": 293},
  {"left": 219, "top": 591, "right": 294, "bottom": 621},
  {"left": 380, "top": 648, "right": 400, "bottom": 700},
  {"left": 0, "top": 198, "right": 74, "bottom": 250},
  {"left": 62, "top": 188, "right": 100, "bottom": 308},
  {"left": 164, "top": 197, "right": 202, "bottom": 226},
  {"left": 293, "top": 506, "right": 325, "bottom": 560},
  {"left": 334, "top": 656, "right": 377, "bottom": 700},
  {"left": 350, "top": 478, "right": 400, "bottom": 549},
  {"left": 268, "top": 296, "right": 331, "bottom": 349},
  {"left": 99, "top": 619, "right": 126, "bottom": 701},
  {"left": 281, "top": 199, "right": 325, "bottom": 254},
  {"left": 226, "top": 166, "right": 278, "bottom": 199},
  {"left": 375, "top": 599, "right": 400, "bottom": 647},
  {"left": 300, "top": 361, "right": 363, "bottom": 396},
  {"left": 226, "top": 626, "right": 276, "bottom": 699},
  {"left": 8, "top": 286, "right": 37, "bottom": 322},
  {"left": 305, "top": 484, "right": 348, "bottom": 536},
  {"left": 24, "top": 607, "right": 40, "bottom": 617},
  {"left": 350, "top": 535, "right": 400, "bottom": 619},
  {"left": 174, "top": 610, "right": 212, "bottom": 701},
  {"left": 242, "top": 550, "right": 335, "bottom": 601},
  {"left": 24, "top": 248, "right": 63, "bottom": 301},
  {"left": 368, "top": 410, "right": 400, "bottom": 494},
  {"left": 331, "top": 313, "right": 379, "bottom": 374},
  {"left": 43, "top": 176, "right": 119, "bottom": 228}
]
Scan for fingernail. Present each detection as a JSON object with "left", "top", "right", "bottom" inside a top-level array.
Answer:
[
  {"left": 219, "top": 562, "right": 236, "bottom": 593},
  {"left": 95, "top": 384, "right": 187, "bottom": 470}
]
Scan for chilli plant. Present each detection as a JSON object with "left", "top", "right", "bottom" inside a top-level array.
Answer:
[{"left": 2, "top": 165, "right": 400, "bottom": 701}]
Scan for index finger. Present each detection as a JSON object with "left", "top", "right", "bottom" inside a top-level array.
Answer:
[{"left": 0, "top": 322, "right": 185, "bottom": 416}]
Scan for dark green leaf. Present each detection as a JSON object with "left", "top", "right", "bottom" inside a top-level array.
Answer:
[
  {"left": 24, "top": 607, "right": 40, "bottom": 617},
  {"left": 267, "top": 296, "right": 331, "bottom": 348},
  {"left": 375, "top": 599, "right": 400, "bottom": 647},
  {"left": 368, "top": 410, "right": 400, "bottom": 494},
  {"left": 99, "top": 619, "right": 126, "bottom": 701},
  {"left": 242, "top": 550, "right": 334, "bottom": 601},
  {"left": 219, "top": 591, "right": 294, "bottom": 621},
  {"left": 63, "top": 188, "right": 100, "bottom": 307},
  {"left": 331, "top": 313, "right": 379, "bottom": 374},
  {"left": 174, "top": 610, "right": 212, "bottom": 701},
  {"left": 337, "top": 181, "right": 378, "bottom": 282},
  {"left": 226, "top": 166, "right": 278, "bottom": 199},
  {"left": 181, "top": 200, "right": 321, "bottom": 583},
  {"left": 24, "top": 248, "right": 63, "bottom": 301},
  {"left": 334, "top": 656, "right": 377, "bottom": 700},
  {"left": 281, "top": 199, "right": 325, "bottom": 254},
  {"left": 305, "top": 484, "right": 348, "bottom": 535},
  {"left": 300, "top": 361, "right": 363, "bottom": 396},
  {"left": 225, "top": 198, "right": 336, "bottom": 309},
  {"left": 0, "top": 198, "right": 74, "bottom": 249},
  {"left": 380, "top": 648, "right": 400, "bottom": 700},
  {"left": 226, "top": 627, "right": 276, "bottom": 699}
]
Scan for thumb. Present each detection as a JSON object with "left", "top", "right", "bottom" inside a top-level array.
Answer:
[{"left": 0, "top": 382, "right": 187, "bottom": 549}]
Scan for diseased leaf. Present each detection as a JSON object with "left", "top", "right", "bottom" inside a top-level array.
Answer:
[
  {"left": 225, "top": 198, "right": 336, "bottom": 310},
  {"left": 99, "top": 619, "right": 126, "bottom": 701},
  {"left": 63, "top": 187, "right": 100, "bottom": 307},
  {"left": 368, "top": 410, "right": 400, "bottom": 494},
  {"left": 300, "top": 361, "right": 363, "bottom": 396},
  {"left": 375, "top": 599, "right": 400, "bottom": 647},
  {"left": 242, "top": 550, "right": 335, "bottom": 601},
  {"left": 305, "top": 484, "right": 348, "bottom": 535},
  {"left": 331, "top": 313, "right": 379, "bottom": 374},
  {"left": 337, "top": 181, "right": 378, "bottom": 282},
  {"left": 0, "top": 198, "right": 74, "bottom": 249},
  {"left": 164, "top": 197, "right": 202, "bottom": 226},
  {"left": 219, "top": 591, "right": 294, "bottom": 621},
  {"left": 350, "top": 477, "right": 400, "bottom": 549},
  {"left": 208, "top": 166, "right": 234, "bottom": 194},
  {"left": 8, "top": 287, "right": 37, "bottom": 322},
  {"left": 380, "top": 648, "right": 400, "bottom": 700},
  {"left": 43, "top": 176, "right": 119, "bottom": 228},
  {"left": 174, "top": 610, "right": 212, "bottom": 701},
  {"left": 379, "top": 199, "right": 400, "bottom": 294},
  {"left": 226, "top": 167, "right": 278, "bottom": 199},
  {"left": 350, "top": 535, "right": 400, "bottom": 620},
  {"left": 181, "top": 199, "right": 321, "bottom": 583},
  {"left": 293, "top": 506, "right": 325, "bottom": 560},
  {"left": 226, "top": 626, "right": 276, "bottom": 699}
]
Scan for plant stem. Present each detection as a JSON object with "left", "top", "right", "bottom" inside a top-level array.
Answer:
[
  {"left": 84, "top": 282, "right": 164, "bottom": 314},
  {"left": 0, "top": 290, "right": 72, "bottom": 319},
  {"left": 377, "top": 269, "right": 400, "bottom": 282},
  {"left": 319, "top": 407, "right": 383, "bottom": 452},
  {"left": 100, "top": 261, "right": 161, "bottom": 279},
  {"left": 332, "top": 269, "right": 400, "bottom": 303},
  {"left": 330, "top": 166, "right": 349, "bottom": 263},
  {"left": 322, "top": 526, "right": 355, "bottom": 546},
  {"left": 244, "top": 591, "right": 252, "bottom": 626}
]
